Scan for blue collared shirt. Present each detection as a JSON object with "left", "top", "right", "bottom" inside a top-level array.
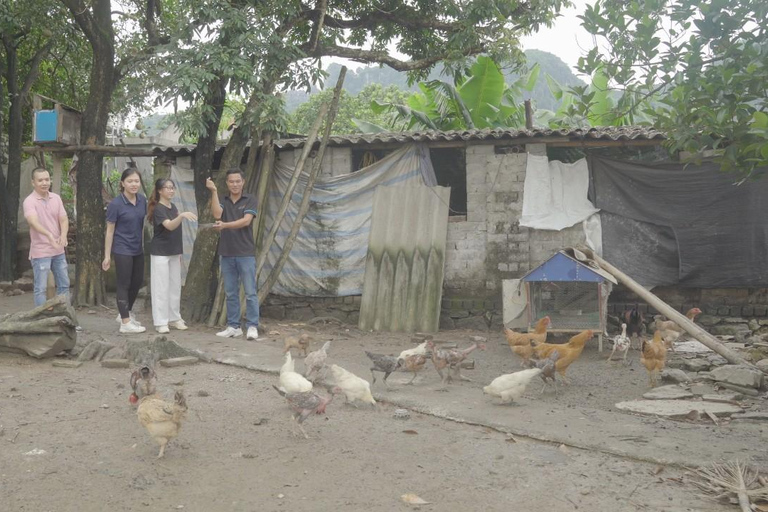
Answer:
[{"left": 106, "top": 193, "right": 147, "bottom": 256}]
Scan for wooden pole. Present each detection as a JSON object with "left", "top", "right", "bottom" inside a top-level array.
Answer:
[
  {"left": 255, "top": 103, "right": 329, "bottom": 280},
  {"left": 524, "top": 100, "right": 533, "bottom": 129},
  {"left": 582, "top": 248, "right": 755, "bottom": 368},
  {"left": 258, "top": 67, "right": 347, "bottom": 303}
]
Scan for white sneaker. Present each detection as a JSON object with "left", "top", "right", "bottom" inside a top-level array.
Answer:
[
  {"left": 216, "top": 326, "right": 243, "bottom": 338},
  {"left": 247, "top": 326, "right": 258, "bottom": 340},
  {"left": 170, "top": 320, "right": 188, "bottom": 331},
  {"left": 156, "top": 325, "right": 170, "bottom": 334},
  {"left": 116, "top": 313, "right": 142, "bottom": 326},
  {"left": 120, "top": 321, "right": 146, "bottom": 334}
]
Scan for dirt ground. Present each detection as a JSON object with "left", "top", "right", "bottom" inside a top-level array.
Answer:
[{"left": 0, "top": 293, "right": 763, "bottom": 511}]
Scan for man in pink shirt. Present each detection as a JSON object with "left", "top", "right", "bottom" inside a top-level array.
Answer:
[{"left": 22, "top": 167, "right": 70, "bottom": 306}]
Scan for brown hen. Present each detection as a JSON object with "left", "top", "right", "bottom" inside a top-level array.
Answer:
[{"left": 504, "top": 316, "right": 550, "bottom": 367}]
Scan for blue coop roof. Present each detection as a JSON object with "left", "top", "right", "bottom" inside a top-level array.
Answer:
[{"left": 522, "top": 252, "right": 609, "bottom": 283}]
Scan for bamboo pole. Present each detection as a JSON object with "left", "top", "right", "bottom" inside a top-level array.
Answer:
[
  {"left": 255, "top": 103, "right": 329, "bottom": 280},
  {"left": 257, "top": 67, "right": 347, "bottom": 303},
  {"left": 582, "top": 248, "right": 755, "bottom": 368}
]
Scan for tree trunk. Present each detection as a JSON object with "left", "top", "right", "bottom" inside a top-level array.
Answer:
[
  {"left": 180, "top": 78, "right": 228, "bottom": 322},
  {"left": 68, "top": 0, "right": 116, "bottom": 306},
  {"left": 0, "top": 43, "right": 21, "bottom": 281}
]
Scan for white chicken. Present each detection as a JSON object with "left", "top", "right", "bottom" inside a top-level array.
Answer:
[
  {"left": 607, "top": 323, "right": 631, "bottom": 364},
  {"left": 398, "top": 341, "right": 429, "bottom": 362},
  {"left": 329, "top": 364, "right": 376, "bottom": 407},
  {"left": 483, "top": 368, "right": 542, "bottom": 405},
  {"left": 279, "top": 352, "right": 313, "bottom": 394}
]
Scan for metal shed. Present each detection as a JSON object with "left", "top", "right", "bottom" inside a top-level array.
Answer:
[{"left": 522, "top": 251, "right": 616, "bottom": 351}]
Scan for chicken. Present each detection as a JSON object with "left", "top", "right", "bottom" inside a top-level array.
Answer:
[
  {"left": 427, "top": 340, "right": 486, "bottom": 388},
  {"left": 279, "top": 352, "right": 313, "bottom": 394},
  {"left": 607, "top": 323, "right": 631, "bottom": 364},
  {"left": 641, "top": 330, "right": 667, "bottom": 388},
  {"left": 504, "top": 316, "right": 551, "bottom": 367},
  {"left": 283, "top": 333, "right": 312, "bottom": 357},
  {"left": 304, "top": 341, "right": 331, "bottom": 380},
  {"left": 137, "top": 391, "right": 188, "bottom": 458},
  {"left": 398, "top": 341, "right": 429, "bottom": 361},
  {"left": 527, "top": 350, "right": 560, "bottom": 394},
  {"left": 129, "top": 365, "right": 157, "bottom": 404},
  {"left": 653, "top": 307, "right": 702, "bottom": 333},
  {"left": 623, "top": 306, "right": 645, "bottom": 348},
  {"left": 483, "top": 369, "right": 542, "bottom": 405},
  {"left": 329, "top": 364, "right": 376, "bottom": 407},
  {"left": 272, "top": 385, "right": 341, "bottom": 439},
  {"left": 365, "top": 351, "right": 402, "bottom": 389},
  {"left": 400, "top": 354, "right": 428, "bottom": 385},
  {"left": 532, "top": 330, "right": 594, "bottom": 385}
]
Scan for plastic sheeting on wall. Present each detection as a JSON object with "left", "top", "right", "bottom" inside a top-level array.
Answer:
[
  {"left": 261, "top": 143, "right": 437, "bottom": 296},
  {"left": 520, "top": 155, "right": 599, "bottom": 231}
]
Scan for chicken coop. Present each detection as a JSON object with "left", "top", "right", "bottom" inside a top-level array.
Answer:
[{"left": 522, "top": 251, "right": 616, "bottom": 351}]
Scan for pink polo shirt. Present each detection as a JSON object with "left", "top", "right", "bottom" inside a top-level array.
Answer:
[{"left": 23, "top": 190, "right": 67, "bottom": 259}]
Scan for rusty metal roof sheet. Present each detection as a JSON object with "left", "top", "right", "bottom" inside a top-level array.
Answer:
[{"left": 152, "top": 126, "right": 666, "bottom": 156}]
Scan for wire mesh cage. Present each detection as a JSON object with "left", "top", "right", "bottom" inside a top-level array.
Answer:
[{"left": 528, "top": 281, "right": 602, "bottom": 331}]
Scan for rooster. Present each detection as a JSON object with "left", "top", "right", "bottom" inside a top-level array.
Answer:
[
  {"left": 304, "top": 341, "right": 331, "bottom": 380},
  {"left": 272, "top": 385, "right": 342, "bottom": 439},
  {"left": 504, "top": 316, "right": 550, "bottom": 367},
  {"left": 137, "top": 391, "right": 188, "bottom": 458},
  {"left": 532, "top": 330, "right": 593, "bottom": 385},
  {"left": 527, "top": 350, "right": 560, "bottom": 394},
  {"left": 427, "top": 340, "right": 486, "bottom": 388},
  {"left": 129, "top": 365, "right": 157, "bottom": 404},
  {"left": 641, "top": 330, "right": 667, "bottom": 388},
  {"left": 607, "top": 323, "right": 631, "bottom": 365},
  {"left": 483, "top": 369, "right": 542, "bottom": 405},
  {"left": 365, "top": 351, "right": 402, "bottom": 389},
  {"left": 623, "top": 306, "right": 645, "bottom": 349},
  {"left": 400, "top": 354, "right": 428, "bottom": 385},
  {"left": 279, "top": 352, "right": 313, "bottom": 394}
]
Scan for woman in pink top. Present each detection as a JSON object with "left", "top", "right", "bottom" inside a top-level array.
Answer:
[{"left": 22, "top": 167, "right": 70, "bottom": 307}]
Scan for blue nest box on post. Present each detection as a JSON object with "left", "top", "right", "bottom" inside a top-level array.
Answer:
[
  {"left": 33, "top": 103, "right": 81, "bottom": 145},
  {"left": 522, "top": 251, "right": 616, "bottom": 352}
]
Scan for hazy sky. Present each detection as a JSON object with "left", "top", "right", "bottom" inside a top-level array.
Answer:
[{"left": 521, "top": 0, "right": 592, "bottom": 70}]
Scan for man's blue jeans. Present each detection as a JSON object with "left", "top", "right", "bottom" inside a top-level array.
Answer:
[
  {"left": 31, "top": 253, "right": 70, "bottom": 307},
  {"left": 220, "top": 256, "right": 259, "bottom": 329}
]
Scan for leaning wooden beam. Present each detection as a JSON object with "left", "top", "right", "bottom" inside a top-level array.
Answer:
[
  {"left": 258, "top": 67, "right": 347, "bottom": 303},
  {"left": 582, "top": 248, "right": 754, "bottom": 368},
  {"left": 255, "top": 102, "right": 329, "bottom": 280}
]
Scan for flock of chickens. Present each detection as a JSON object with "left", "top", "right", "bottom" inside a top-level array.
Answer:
[{"left": 125, "top": 306, "right": 702, "bottom": 457}]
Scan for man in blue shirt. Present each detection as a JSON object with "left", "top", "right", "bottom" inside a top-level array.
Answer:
[{"left": 206, "top": 169, "right": 259, "bottom": 340}]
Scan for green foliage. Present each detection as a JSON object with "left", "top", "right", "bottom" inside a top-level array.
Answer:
[
  {"left": 367, "top": 56, "right": 540, "bottom": 131},
  {"left": 578, "top": 0, "right": 768, "bottom": 178},
  {"left": 288, "top": 84, "right": 409, "bottom": 134}
]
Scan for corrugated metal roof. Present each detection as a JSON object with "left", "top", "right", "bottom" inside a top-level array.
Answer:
[{"left": 152, "top": 126, "right": 665, "bottom": 156}]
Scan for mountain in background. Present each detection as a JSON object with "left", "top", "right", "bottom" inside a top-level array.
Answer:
[{"left": 283, "top": 49, "right": 585, "bottom": 113}]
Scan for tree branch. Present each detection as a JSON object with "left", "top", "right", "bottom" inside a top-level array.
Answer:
[
  {"left": 305, "top": 44, "right": 485, "bottom": 71},
  {"left": 59, "top": 0, "right": 96, "bottom": 45},
  {"left": 322, "top": 11, "right": 455, "bottom": 32},
  {"left": 306, "top": 0, "right": 327, "bottom": 53},
  {"left": 21, "top": 41, "right": 54, "bottom": 97}
]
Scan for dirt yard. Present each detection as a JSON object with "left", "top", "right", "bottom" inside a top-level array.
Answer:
[{"left": 0, "top": 293, "right": 763, "bottom": 511}]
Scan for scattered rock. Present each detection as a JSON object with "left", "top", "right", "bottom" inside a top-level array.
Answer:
[
  {"left": 468, "top": 335, "right": 487, "bottom": 343},
  {"left": 731, "top": 412, "right": 768, "bottom": 422},
  {"left": 706, "top": 354, "right": 728, "bottom": 366},
  {"left": 711, "top": 324, "right": 751, "bottom": 336},
  {"left": 101, "top": 359, "right": 130, "bottom": 369},
  {"left": 159, "top": 356, "right": 199, "bottom": 368},
  {"left": 615, "top": 399, "right": 743, "bottom": 419},
  {"left": 393, "top": 409, "right": 411, "bottom": 420},
  {"left": 749, "top": 319, "right": 760, "bottom": 332},
  {"left": 702, "top": 392, "right": 743, "bottom": 403},
  {"left": 197, "top": 390, "right": 210, "bottom": 397},
  {"left": 755, "top": 359, "right": 768, "bottom": 372},
  {"left": 710, "top": 365, "right": 764, "bottom": 389},
  {"left": 715, "top": 382, "right": 760, "bottom": 397},
  {"left": 12, "top": 277, "right": 34, "bottom": 292},
  {"left": 660, "top": 369, "right": 692, "bottom": 384},
  {"left": 642, "top": 385, "right": 694, "bottom": 400},
  {"left": 52, "top": 360, "right": 82, "bottom": 368},
  {"left": 683, "top": 359, "right": 711, "bottom": 372}
]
